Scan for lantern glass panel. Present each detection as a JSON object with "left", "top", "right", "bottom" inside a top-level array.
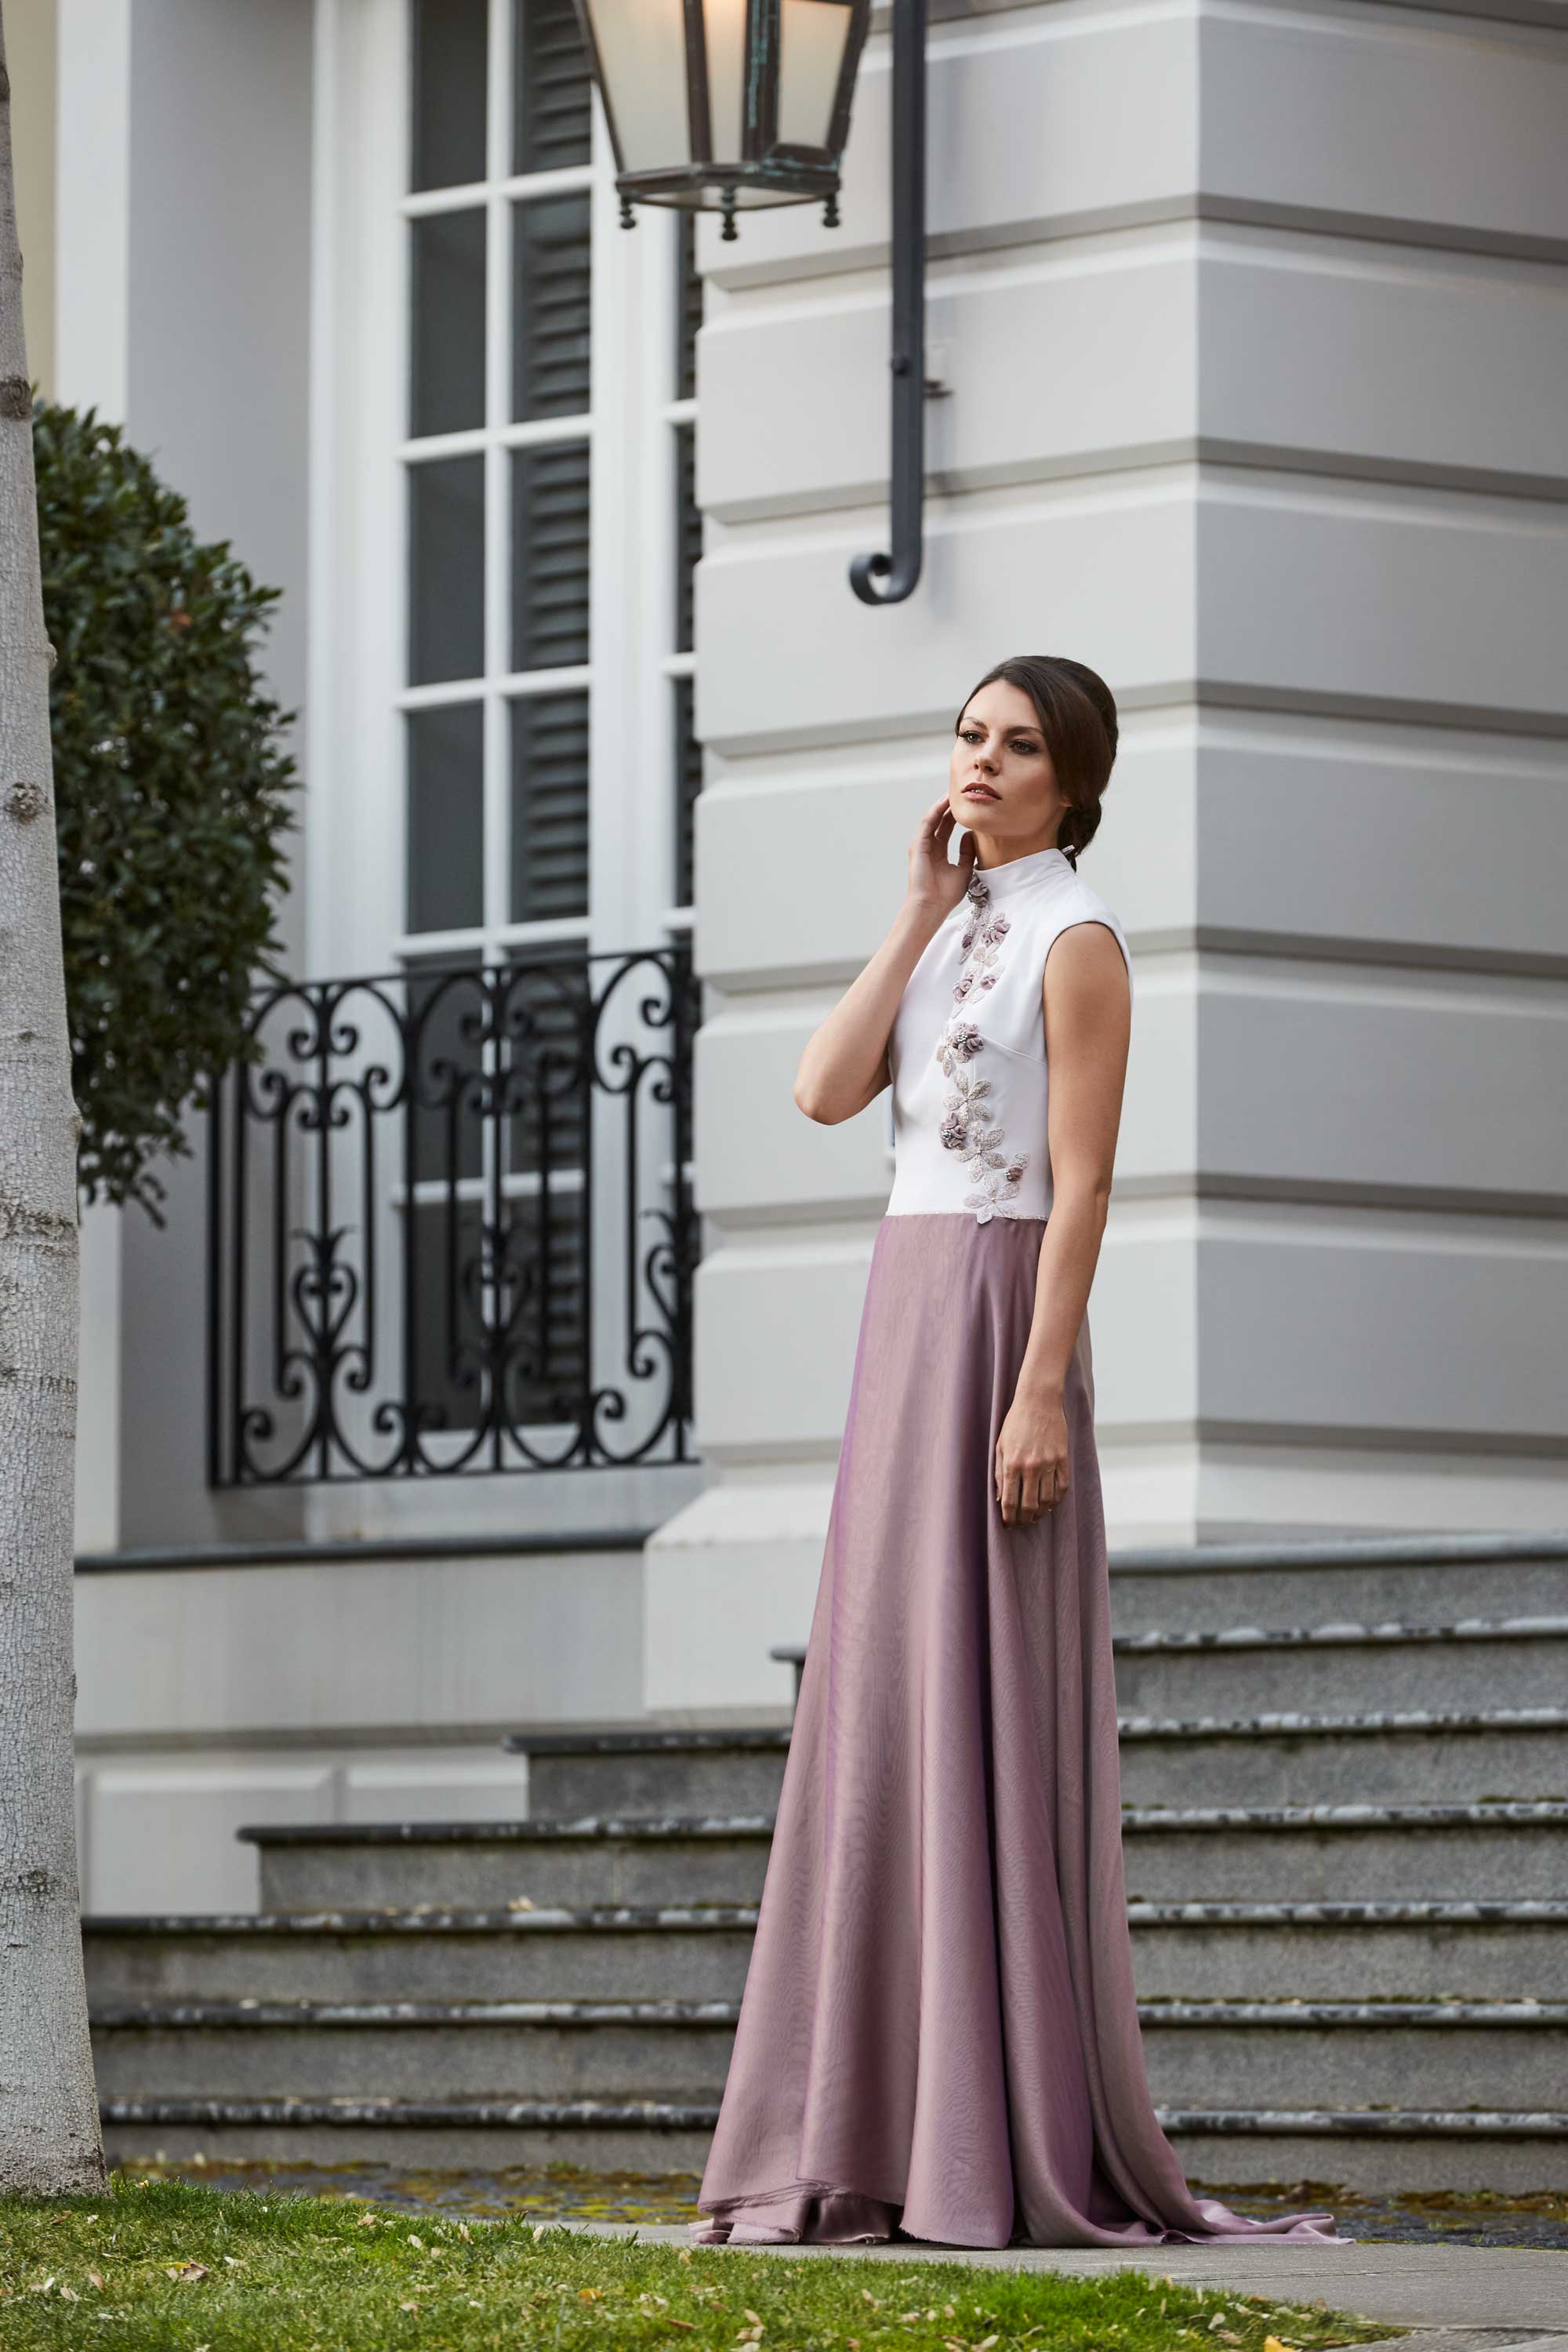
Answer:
[
  {"left": 704, "top": 0, "right": 748, "bottom": 167},
  {"left": 584, "top": 0, "right": 691, "bottom": 171},
  {"left": 775, "top": 0, "right": 852, "bottom": 151}
]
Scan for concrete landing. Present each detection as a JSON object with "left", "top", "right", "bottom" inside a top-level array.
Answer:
[{"left": 558, "top": 2221, "right": 1568, "bottom": 2337}]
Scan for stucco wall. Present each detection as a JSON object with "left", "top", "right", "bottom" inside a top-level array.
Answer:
[{"left": 646, "top": 0, "right": 1568, "bottom": 1708}]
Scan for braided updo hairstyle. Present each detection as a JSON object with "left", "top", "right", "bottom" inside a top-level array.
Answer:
[{"left": 956, "top": 654, "right": 1119, "bottom": 869}]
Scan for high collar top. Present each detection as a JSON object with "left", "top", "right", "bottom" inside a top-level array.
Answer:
[
  {"left": 963, "top": 843, "right": 1073, "bottom": 898},
  {"left": 884, "top": 851, "right": 1133, "bottom": 1225}
]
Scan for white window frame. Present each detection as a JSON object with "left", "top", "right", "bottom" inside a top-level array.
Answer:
[
  {"left": 307, "top": 0, "right": 693, "bottom": 989},
  {"left": 295, "top": 0, "right": 701, "bottom": 1528}
]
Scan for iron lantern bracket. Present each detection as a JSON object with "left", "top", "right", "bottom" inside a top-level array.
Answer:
[{"left": 849, "top": 0, "right": 928, "bottom": 607}]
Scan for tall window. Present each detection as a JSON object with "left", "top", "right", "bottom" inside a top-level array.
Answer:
[{"left": 401, "top": 0, "right": 596, "bottom": 960}]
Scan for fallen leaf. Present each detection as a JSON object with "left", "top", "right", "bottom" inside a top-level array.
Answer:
[
  {"left": 358, "top": 2212, "right": 379, "bottom": 2228},
  {"left": 978, "top": 2337, "right": 1000, "bottom": 2350},
  {"left": 166, "top": 2263, "right": 209, "bottom": 2284},
  {"left": 456, "top": 2223, "right": 472, "bottom": 2242},
  {"left": 59, "top": 2287, "right": 79, "bottom": 2303},
  {"left": 399, "top": 2299, "right": 419, "bottom": 2314},
  {"left": 579, "top": 2286, "right": 604, "bottom": 2302},
  {"left": 1263, "top": 2340, "right": 1298, "bottom": 2352},
  {"left": 223, "top": 2256, "right": 245, "bottom": 2269},
  {"left": 86, "top": 2271, "right": 105, "bottom": 2293},
  {"left": 407, "top": 2234, "right": 424, "bottom": 2249}
]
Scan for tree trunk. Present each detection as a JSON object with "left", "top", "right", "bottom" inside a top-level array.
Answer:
[{"left": 0, "top": 2, "right": 107, "bottom": 2195}]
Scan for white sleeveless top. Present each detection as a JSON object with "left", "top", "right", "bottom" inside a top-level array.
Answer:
[{"left": 884, "top": 844, "right": 1133, "bottom": 1224}]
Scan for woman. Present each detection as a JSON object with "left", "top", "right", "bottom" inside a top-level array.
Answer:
[{"left": 688, "top": 655, "right": 1343, "bottom": 2250}]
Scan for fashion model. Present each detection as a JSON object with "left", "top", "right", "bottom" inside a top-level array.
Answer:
[{"left": 689, "top": 656, "right": 1344, "bottom": 2250}]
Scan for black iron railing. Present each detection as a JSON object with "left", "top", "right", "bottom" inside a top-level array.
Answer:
[{"left": 207, "top": 946, "right": 699, "bottom": 1485}]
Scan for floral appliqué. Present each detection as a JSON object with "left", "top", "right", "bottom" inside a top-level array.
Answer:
[{"left": 933, "top": 873, "right": 1029, "bottom": 1223}]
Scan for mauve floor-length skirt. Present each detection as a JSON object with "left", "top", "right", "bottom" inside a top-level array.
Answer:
[{"left": 690, "top": 1212, "right": 1343, "bottom": 2250}]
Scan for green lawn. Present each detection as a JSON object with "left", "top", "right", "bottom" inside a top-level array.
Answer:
[{"left": 0, "top": 2177, "right": 1396, "bottom": 2352}]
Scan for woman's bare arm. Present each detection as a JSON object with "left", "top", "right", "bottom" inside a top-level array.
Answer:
[
  {"left": 794, "top": 797, "right": 977, "bottom": 1125},
  {"left": 994, "top": 920, "right": 1132, "bottom": 1524}
]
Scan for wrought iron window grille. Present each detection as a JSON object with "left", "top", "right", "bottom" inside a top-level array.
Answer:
[{"left": 207, "top": 944, "right": 699, "bottom": 1486}]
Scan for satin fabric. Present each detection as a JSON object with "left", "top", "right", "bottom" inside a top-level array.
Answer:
[{"left": 691, "top": 1213, "right": 1345, "bottom": 2249}]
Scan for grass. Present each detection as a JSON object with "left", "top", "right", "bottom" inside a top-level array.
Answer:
[{"left": 0, "top": 2176, "right": 1399, "bottom": 2352}]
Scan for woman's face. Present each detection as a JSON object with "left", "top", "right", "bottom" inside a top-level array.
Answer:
[{"left": 949, "top": 679, "right": 1067, "bottom": 852}]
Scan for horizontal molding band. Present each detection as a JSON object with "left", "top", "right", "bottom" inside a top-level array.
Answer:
[{"left": 74, "top": 1528, "right": 658, "bottom": 1577}]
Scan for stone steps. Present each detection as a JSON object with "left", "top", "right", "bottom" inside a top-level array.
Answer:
[
  {"left": 244, "top": 1817, "right": 777, "bottom": 1913},
  {"left": 93, "top": 2094, "right": 1568, "bottom": 2196},
  {"left": 1116, "top": 1708, "right": 1568, "bottom": 1805},
  {"left": 1105, "top": 1534, "right": 1568, "bottom": 1635},
  {"left": 238, "top": 1799, "right": 1568, "bottom": 1915},
  {"left": 90, "top": 1995, "right": 1568, "bottom": 2114},
  {"left": 89, "top": 1531, "right": 1568, "bottom": 2192},
  {"left": 495, "top": 1708, "right": 1568, "bottom": 1813},
  {"left": 1120, "top": 1802, "right": 1568, "bottom": 1900},
  {"left": 83, "top": 1895, "right": 1568, "bottom": 2005},
  {"left": 1109, "top": 1617, "right": 1568, "bottom": 1715}
]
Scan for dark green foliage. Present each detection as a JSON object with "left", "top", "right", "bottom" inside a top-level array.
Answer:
[{"left": 33, "top": 400, "right": 297, "bottom": 1221}]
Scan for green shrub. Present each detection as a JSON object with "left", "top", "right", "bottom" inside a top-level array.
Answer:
[{"left": 34, "top": 399, "right": 297, "bottom": 1221}]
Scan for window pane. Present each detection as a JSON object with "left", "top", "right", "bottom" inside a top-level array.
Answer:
[
  {"left": 673, "top": 676, "right": 701, "bottom": 908},
  {"left": 410, "top": 208, "right": 486, "bottom": 437},
  {"left": 408, "top": 703, "right": 485, "bottom": 934},
  {"left": 512, "top": 194, "right": 590, "bottom": 422},
  {"left": 406, "top": 963, "right": 486, "bottom": 1185},
  {"left": 514, "top": 0, "right": 592, "bottom": 173},
  {"left": 504, "top": 949, "right": 590, "bottom": 1181},
  {"left": 411, "top": 0, "right": 488, "bottom": 192},
  {"left": 408, "top": 456, "right": 485, "bottom": 686},
  {"left": 408, "top": 1197, "right": 488, "bottom": 1431},
  {"left": 510, "top": 691, "right": 589, "bottom": 922},
  {"left": 674, "top": 421, "right": 699, "bottom": 655},
  {"left": 512, "top": 442, "right": 590, "bottom": 673},
  {"left": 498, "top": 1185, "right": 589, "bottom": 1427}
]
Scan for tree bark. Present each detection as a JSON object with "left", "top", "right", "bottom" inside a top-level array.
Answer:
[{"left": 0, "top": 1, "right": 107, "bottom": 2195}]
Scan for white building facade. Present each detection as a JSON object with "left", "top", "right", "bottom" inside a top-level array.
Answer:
[{"left": 14, "top": 0, "right": 1567, "bottom": 1913}]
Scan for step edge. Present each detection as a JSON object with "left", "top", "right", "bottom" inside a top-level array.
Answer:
[
  {"left": 96, "top": 2096, "right": 1568, "bottom": 2137},
  {"left": 83, "top": 1897, "right": 1568, "bottom": 1936},
  {"left": 88, "top": 1998, "right": 1568, "bottom": 2031}
]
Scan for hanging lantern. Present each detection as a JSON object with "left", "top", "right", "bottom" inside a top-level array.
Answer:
[{"left": 570, "top": 0, "right": 874, "bottom": 238}]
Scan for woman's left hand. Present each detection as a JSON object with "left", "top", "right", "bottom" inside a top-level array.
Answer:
[{"left": 994, "top": 1388, "right": 1070, "bottom": 1527}]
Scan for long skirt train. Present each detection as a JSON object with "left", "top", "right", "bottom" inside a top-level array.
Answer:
[{"left": 690, "top": 1211, "right": 1344, "bottom": 2249}]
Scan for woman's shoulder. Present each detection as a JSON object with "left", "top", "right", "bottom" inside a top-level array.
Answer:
[{"left": 1044, "top": 866, "right": 1133, "bottom": 993}]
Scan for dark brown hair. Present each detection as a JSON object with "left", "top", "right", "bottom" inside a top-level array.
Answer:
[{"left": 956, "top": 655, "right": 1119, "bottom": 868}]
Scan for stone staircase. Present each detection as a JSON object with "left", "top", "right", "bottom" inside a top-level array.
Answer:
[{"left": 86, "top": 1533, "right": 1568, "bottom": 2193}]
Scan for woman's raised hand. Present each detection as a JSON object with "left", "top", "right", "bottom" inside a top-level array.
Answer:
[{"left": 907, "top": 794, "right": 978, "bottom": 920}]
